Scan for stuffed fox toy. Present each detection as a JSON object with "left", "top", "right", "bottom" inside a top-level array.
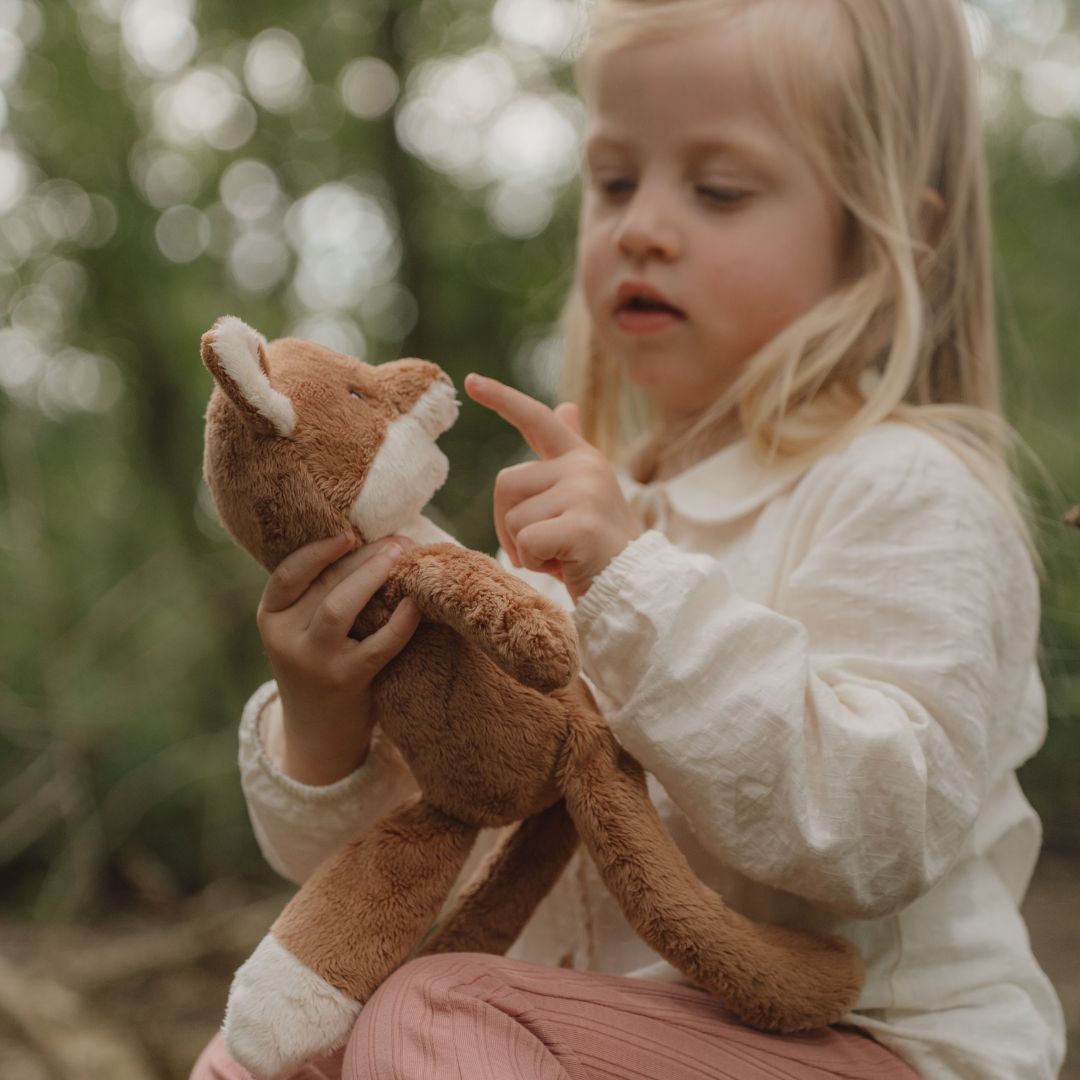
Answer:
[{"left": 201, "top": 316, "right": 865, "bottom": 1079}]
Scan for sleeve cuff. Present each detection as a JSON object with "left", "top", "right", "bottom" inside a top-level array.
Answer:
[
  {"left": 238, "top": 681, "right": 387, "bottom": 810},
  {"left": 574, "top": 531, "right": 671, "bottom": 642},
  {"left": 238, "top": 681, "right": 418, "bottom": 882}
]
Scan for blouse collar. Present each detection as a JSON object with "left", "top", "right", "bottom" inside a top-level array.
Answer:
[{"left": 619, "top": 438, "right": 813, "bottom": 527}]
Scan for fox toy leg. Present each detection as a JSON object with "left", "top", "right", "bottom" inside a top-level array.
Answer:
[
  {"left": 559, "top": 704, "right": 866, "bottom": 1035},
  {"left": 223, "top": 798, "right": 477, "bottom": 1079},
  {"left": 417, "top": 799, "right": 579, "bottom": 958},
  {"left": 387, "top": 545, "right": 579, "bottom": 693}
]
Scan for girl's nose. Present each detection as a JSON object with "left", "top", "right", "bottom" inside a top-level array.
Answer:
[{"left": 614, "top": 189, "right": 682, "bottom": 262}]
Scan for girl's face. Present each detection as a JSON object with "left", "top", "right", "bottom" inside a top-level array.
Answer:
[{"left": 579, "top": 21, "right": 849, "bottom": 427}]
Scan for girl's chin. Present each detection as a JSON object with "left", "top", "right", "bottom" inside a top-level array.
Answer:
[
  {"left": 613, "top": 345, "right": 746, "bottom": 415},
  {"left": 621, "top": 370, "right": 703, "bottom": 418},
  {"left": 617, "top": 362, "right": 734, "bottom": 423}
]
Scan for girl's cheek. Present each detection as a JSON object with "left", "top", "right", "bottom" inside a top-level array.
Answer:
[
  {"left": 701, "top": 231, "right": 818, "bottom": 330},
  {"left": 577, "top": 241, "right": 611, "bottom": 323},
  {"left": 698, "top": 248, "right": 771, "bottom": 319}
]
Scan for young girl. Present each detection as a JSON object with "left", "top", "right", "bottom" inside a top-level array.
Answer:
[{"left": 193, "top": 0, "right": 1065, "bottom": 1077}]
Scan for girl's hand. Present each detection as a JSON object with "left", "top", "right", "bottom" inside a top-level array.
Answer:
[
  {"left": 256, "top": 532, "right": 422, "bottom": 786},
  {"left": 465, "top": 374, "right": 640, "bottom": 602}
]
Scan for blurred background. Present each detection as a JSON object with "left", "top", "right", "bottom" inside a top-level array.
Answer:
[{"left": 0, "top": 0, "right": 1077, "bottom": 1076}]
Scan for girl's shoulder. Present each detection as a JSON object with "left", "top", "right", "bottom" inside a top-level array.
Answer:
[
  {"left": 794, "top": 420, "right": 1030, "bottom": 563},
  {"left": 816, "top": 417, "right": 970, "bottom": 477},
  {"left": 639, "top": 420, "right": 1009, "bottom": 536},
  {"left": 803, "top": 419, "right": 997, "bottom": 509}
]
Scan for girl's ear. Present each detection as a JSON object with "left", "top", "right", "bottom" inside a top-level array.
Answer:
[{"left": 201, "top": 315, "right": 296, "bottom": 437}]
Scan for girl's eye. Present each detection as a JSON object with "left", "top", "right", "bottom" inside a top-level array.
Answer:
[
  {"left": 349, "top": 390, "right": 363, "bottom": 400},
  {"left": 697, "top": 184, "right": 746, "bottom": 206},
  {"left": 597, "top": 176, "right": 637, "bottom": 200}
]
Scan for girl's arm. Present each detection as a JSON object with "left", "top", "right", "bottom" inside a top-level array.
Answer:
[
  {"left": 256, "top": 533, "right": 421, "bottom": 786},
  {"left": 573, "top": 430, "right": 1041, "bottom": 920},
  {"left": 240, "top": 682, "right": 419, "bottom": 884},
  {"left": 240, "top": 533, "right": 423, "bottom": 883}
]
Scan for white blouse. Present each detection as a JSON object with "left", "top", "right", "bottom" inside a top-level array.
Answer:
[{"left": 239, "top": 421, "right": 1065, "bottom": 1080}]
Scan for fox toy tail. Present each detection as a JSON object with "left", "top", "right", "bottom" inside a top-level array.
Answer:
[{"left": 559, "top": 685, "right": 865, "bottom": 1034}]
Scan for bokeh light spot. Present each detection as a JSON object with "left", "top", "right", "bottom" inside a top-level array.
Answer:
[
  {"left": 121, "top": 0, "right": 198, "bottom": 77},
  {"left": 154, "top": 66, "right": 253, "bottom": 150},
  {"left": 487, "top": 181, "right": 554, "bottom": 238},
  {"left": 491, "top": 0, "right": 586, "bottom": 58},
  {"left": 286, "top": 183, "right": 398, "bottom": 311},
  {"left": 135, "top": 148, "right": 201, "bottom": 209},
  {"left": 244, "top": 29, "right": 309, "bottom": 113},
  {"left": 483, "top": 95, "right": 579, "bottom": 184},
  {"left": 0, "top": 324, "right": 42, "bottom": 390},
  {"left": 1022, "top": 58, "right": 1080, "bottom": 118},
  {"left": 227, "top": 230, "right": 289, "bottom": 294},
  {"left": 338, "top": 56, "right": 399, "bottom": 119},
  {"left": 219, "top": 159, "right": 279, "bottom": 221},
  {"left": 155, "top": 204, "right": 210, "bottom": 262},
  {"left": 289, "top": 312, "right": 366, "bottom": 359},
  {"left": 0, "top": 26, "right": 24, "bottom": 85},
  {"left": 512, "top": 334, "right": 563, "bottom": 403},
  {"left": 37, "top": 179, "right": 93, "bottom": 242},
  {"left": 1022, "top": 118, "right": 1079, "bottom": 176},
  {"left": 0, "top": 144, "right": 28, "bottom": 212}
]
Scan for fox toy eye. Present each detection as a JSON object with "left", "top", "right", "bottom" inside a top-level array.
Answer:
[{"left": 349, "top": 390, "right": 363, "bottom": 400}]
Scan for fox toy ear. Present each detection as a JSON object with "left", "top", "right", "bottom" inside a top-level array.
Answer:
[{"left": 201, "top": 316, "right": 296, "bottom": 437}]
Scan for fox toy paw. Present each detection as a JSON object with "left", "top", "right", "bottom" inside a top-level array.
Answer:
[{"left": 222, "top": 934, "right": 361, "bottom": 1079}]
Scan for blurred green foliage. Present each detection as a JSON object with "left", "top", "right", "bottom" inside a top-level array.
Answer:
[
  {"left": 0, "top": 0, "right": 585, "bottom": 916},
  {"left": 0, "top": 0, "right": 1078, "bottom": 920},
  {"left": 992, "top": 138, "right": 1080, "bottom": 852}
]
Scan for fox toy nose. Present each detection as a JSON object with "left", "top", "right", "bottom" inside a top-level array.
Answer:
[
  {"left": 374, "top": 359, "right": 455, "bottom": 420},
  {"left": 414, "top": 377, "right": 460, "bottom": 438}
]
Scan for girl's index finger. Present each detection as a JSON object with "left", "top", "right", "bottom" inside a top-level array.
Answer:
[
  {"left": 465, "top": 374, "right": 584, "bottom": 461},
  {"left": 261, "top": 531, "right": 355, "bottom": 613}
]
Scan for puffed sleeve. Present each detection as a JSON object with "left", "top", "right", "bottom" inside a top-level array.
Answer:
[
  {"left": 573, "top": 428, "right": 1040, "bottom": 920},
  {"left": 239, "top": 681, "right": 419, "bottom": 883}
]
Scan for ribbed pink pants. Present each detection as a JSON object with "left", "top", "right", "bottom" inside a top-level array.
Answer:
[{"left": 192, "top": 954, "right": 919, "bottom": 1080}]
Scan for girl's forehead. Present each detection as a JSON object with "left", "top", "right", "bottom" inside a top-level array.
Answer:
[
  {"left": 581, "top": 1, "right": 848, "bottom": 150},
  {"left": 590, "top": 20, "right": 790, "bottom": 124},
  {"left": 587, "top": 19, "right": 752, "bottom": 97},
  {"left": 584, "top": 23, "right": 805, "bottom": 166}
]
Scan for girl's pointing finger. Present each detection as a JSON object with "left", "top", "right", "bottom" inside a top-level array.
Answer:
[{"left": 465, "top": 374, "right": 583, "bottom": 460}]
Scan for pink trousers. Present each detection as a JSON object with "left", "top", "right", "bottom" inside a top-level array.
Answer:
[{"left": 192, "top": 954, "right": 919, "bottom": 1080}]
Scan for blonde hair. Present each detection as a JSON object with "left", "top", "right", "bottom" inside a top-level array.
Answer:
[{"left": 562, "top": 0, "right": 1032, "bottom": 544}]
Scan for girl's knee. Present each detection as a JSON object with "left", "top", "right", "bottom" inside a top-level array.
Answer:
[
  {"left": 367, "top": 952, "right": 513, "bottom": 1010},
  {"left": 357, "top": 953, "right": 527, "bottom": 1044},
  {"left": 347, "top": 955, "right": 539, "bottom": 1080}
]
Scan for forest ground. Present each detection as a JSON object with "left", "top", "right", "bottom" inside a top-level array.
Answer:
[{"left": 0, "top": 853, "right": 1075, "bottom": 1080}]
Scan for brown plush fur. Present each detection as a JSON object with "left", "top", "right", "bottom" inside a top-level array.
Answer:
[
  {"left": 273, "top": 798, "right": 478, "bottom": 1001},
  {"left": 416, "top": 799, "right": 580, "bottom": 959},
  {"left": 202, "top": 317, "right": 865, "bottom": 1050}
]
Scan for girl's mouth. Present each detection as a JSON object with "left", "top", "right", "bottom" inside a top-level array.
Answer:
[{"left": 614, "top": 282, "right": 686, "bottom": 334}]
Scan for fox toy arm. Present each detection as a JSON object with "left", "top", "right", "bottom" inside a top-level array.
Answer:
[
  {"left": 223, "top": 797, "right": 478, "bottom": 1078},
  {"left": 386, "top": 544, "right": 579, "bottom": 694}
]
